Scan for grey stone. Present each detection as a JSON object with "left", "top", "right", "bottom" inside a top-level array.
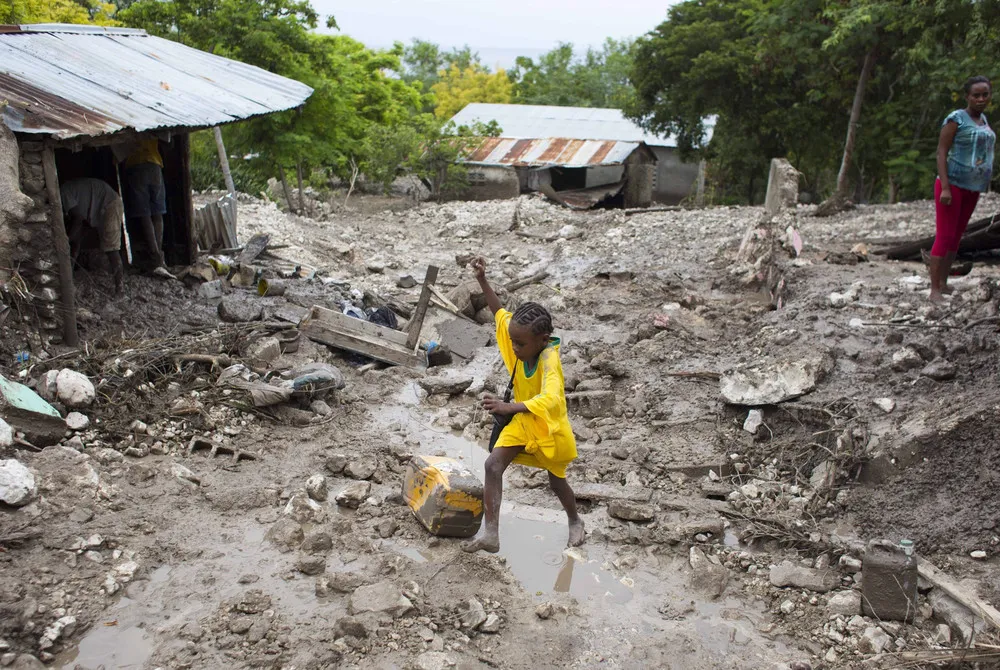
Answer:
[
  {"left": 417, "top": 376, "right": 473, "bottom": 396},
  {"left": 457, "top": 598, "right": 487, "bottom": 630},
  {"left": 55, "top": 369, "right": 95, "bottom": 408},
  {"left": 377, "top": 519, "right": 399, "bottom": 538},
  {"left": 344, "top": 459, "right": 376, "bottom": 480},
  {"left": 306, "top": 474, "right": 328, "bottom": 502},
  {"left": 0, "top": 459, "right": 36, "bottom": 506},
  {"left": 891, "top": 347, "right": 924, "bottom": 372},
  {"left": 720, "top": 354, "right": 833, "bottom": 405},
  {"left": 64, "top": 412, "right": 90, "bottom": 431},
  {"left": 310, "top": 400, "right": 333, "bottom": 417},
  {"left": 349, "top": 581, "right": 413, "bottom": 617},
  {"left": 229, "top": 617, "right": 254, "bottom": 634},
  {"left": 480, "top": 612, "right": 501, "bottom": 633},
  {"left": 412, "top": 651, "right": 455, "bottom": 670},
  {"left": 233, "top": 590, "right": 272, "bottom": 615},
  {"left": 283, "top": 491, "right": 326, "bottom": 524},
  {"left": 199, "top": 279, "right": 224, "bottom": 300},
  {"left": 10, "top": 655, "right": 45, "bottom": 670},
  {"left": 334, "top": 615, "right": 369, "bottom": 639},
  {"left": 397, "top": 274, "right": 417, "bottom": 289},
  {"left": 245, "top": 337, "right": 281, "bottom": 365},
  {"left": 247, "top": 618, "right": 270, "bottom": 643},
  {"left": 297, "top": 553, "right": 326, "bottom": 576},
  {"left": 920, "top": 360, "right": 957, "bottom": 381},
  {"left": 264, "top": 517, "right": 304, "bottom": 552},
  {"left": 572, "top": 483, "right": 651, "bottom": 503},
  {"left": 858, "top": 626, "right": 891, "bottom": 654},
  {"left": 688, "top": 547, "right": 729, "bottom": 599},
  {"left": 769, "top": 560, "right": 839, "bottom": 592},
  {"left": 764, "top": 158, "right": 799, "bottom": 216},
  {"left": 300, "top": 530, "right": 333, "bottom": 554},
  {"left": 928, "top": 589, "right": 985, "bottom": 645},
  {"left": 565, "top": 390, "right": 616, "bottom": 418},
  {"left": 607, "top": 500, "right": 655, "bottom": 522},
  {"left": 325, "top": 453, "right": 348, "bottom": 474},
  {"left": 218, "top": 297, "right": 262, "bottom": 323},
  {"left": 826, "top": 590, "right": 861, "bottom": 617},
  {"left": 336, "top": 481, "right": 371, "bottom": 509}
]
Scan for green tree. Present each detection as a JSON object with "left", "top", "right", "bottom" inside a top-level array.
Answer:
[
  {"left": 431, "top": 64, "right": 513, "bottom": 119},
  {"left": 2, "top": 0, "right": 118, "bottom": 24},
  {"left": 407, "top": 118, "right": 500, "bottom": 200},
  {"left": 509, "top": 39, "right": 635, "bottom": 109}
]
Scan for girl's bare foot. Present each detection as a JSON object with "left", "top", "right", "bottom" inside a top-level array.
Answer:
[
  {"left": 568, "top": 518, "right": 585, "bottom": 547},
  {"left": 941, "top": 284, "right": 955, "bottom": 295},
  {"left": 461, "top": 532, "right": 500, "bottom": 553},
  {"left": 929, "top": 289, "right": 946, "bottom": 303}
]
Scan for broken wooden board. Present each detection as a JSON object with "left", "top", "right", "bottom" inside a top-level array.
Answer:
[
  {"left": 918, "top": 559, "right": 1000, "bottom": 631},
  {"left": 301, "top": 305, "right": 425, "bottom": 369}
]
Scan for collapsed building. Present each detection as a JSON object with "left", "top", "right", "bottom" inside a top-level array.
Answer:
[
  {"left": 0, "top": 23, "right": 313, "bottom": 346},
  {"left": 450, "top": 103, "right": 710, "bottom": 206}
]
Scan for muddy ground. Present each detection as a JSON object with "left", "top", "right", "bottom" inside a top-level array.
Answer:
[{"left": 3, "top": 188, "right": 1000, "bottom": 669}]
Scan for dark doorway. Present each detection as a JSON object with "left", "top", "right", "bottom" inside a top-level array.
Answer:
[{"left": 549, "top": 167, "right": 588, "bottom": 191}]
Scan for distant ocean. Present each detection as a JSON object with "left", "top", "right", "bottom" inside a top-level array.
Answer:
[{"left": 367, "top": 43, "right": 583, "bottom": 72}]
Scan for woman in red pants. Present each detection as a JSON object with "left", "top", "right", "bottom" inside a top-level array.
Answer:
[{"left": 931, "top": 76, "right": 995, "bottom": 302}]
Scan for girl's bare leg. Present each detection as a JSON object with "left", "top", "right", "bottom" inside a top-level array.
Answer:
[
  {"left": 548, "top": 473, "right": 585, "bottom": 547},
  {"left": 462, "top": 446, "right": 523, "bottom": 553}
]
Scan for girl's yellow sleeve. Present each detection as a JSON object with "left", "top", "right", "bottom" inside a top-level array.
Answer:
[
  {"left": 523, "top": 348, "right": 567, "bottom": 433},
  {"left": 494, "top": 308, "right": 516, "bottom": 373}
]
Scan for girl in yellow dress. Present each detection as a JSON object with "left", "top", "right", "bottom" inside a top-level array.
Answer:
[{"left": 462, "top": 257, "right": 584, "bottom": 553}]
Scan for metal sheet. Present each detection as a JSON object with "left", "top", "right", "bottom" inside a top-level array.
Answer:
[
  {"left": 0, "top": 25, "right": 313, "bottom": 139},
  {"left": 465, "top": 137, "right": 644, "bottom": 168}
]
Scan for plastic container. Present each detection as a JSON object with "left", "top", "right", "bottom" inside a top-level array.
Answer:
[
  {"left": 862, "top": 539, "right": 919, "bottom": 621},
  {"left": 402, "top": 455, "right": 484, "bottom": 538}
]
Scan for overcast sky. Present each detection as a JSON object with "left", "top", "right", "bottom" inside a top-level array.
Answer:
[{"left": 314, "top": 0, "right": 673, "bottom": 67}]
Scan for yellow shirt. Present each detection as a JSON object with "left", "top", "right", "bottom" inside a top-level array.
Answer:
[
  {"left": 493, "top": 308, "right": 577, "bottom": 477},
  {"left": 125, "top": 139, "right": 163, "bottom": 168}
]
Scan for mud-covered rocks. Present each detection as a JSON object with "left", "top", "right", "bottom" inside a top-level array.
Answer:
[
  {"left": 688, "top": 547, "right": 729, "bottom": 599},
  {"left": 920, "top": 360, "right": 957, "bottom": 381},
  {"left": 64, "top": 412, "right": 90, "bottom": 431},
  {"left": 890, "top": 347, "right": 924, "bottom": 372},
  {"left": 283, "top": 491, "right": 326, "bottom": 524},
  {"left": 607, "top": 500, "right": 655, "bottom": 522},
  {"left": 0, "top": 459, "right": 36, "bottom": 506},
  {"left": 0, "top": 418, "right": 12, "bottom": 447},
  {"left": 55, "top": 369, "right": 95, "bottom": 408},
  {"left": 336, "top": 481, "right": 371, "bottom": 508},
  {"left": 344, "top": 459, "right": 376, "bottom": 480},
  {"left": 296, "top": 553, "right": 326, "bottom": 576},
  {"left": 349, "top": 581, "right": 413, "bottom": 617},
  {"left": 720, "top": 353, "right": 834, "bottom": 405},
  {"left": 301, "top": 530, "right": 332, "bottom": 554},
  {"left": 417, "top": 375, "right": 473, "bottom": 396},
  {"left": 218, "top": 296, "right": 262, "bottom": 323},
  {"left": 265, "top": 518, "right": 304, "bottom": 552},
  {"left": 826, "top": 590, "right": 861, "bottom": 617},
  {"left": 456, "top": 598, "right": 487, "bottom": 630},
  {"left": 770, "top": 561, "right": 839, "bottom": 592},
  {"left": 306, "top": 474, "right": 328, "bottom": 502},
  {"left": 334, "top": 615, "right": 369, "bottom": 639},
  {"left": 412, "top": 651, "right": 456, "bottom": 670}
]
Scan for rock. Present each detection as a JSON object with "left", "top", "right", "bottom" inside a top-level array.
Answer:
[
  {"left": 38, "top": 370, "right": 60, "bottom": 401},
  {"left": 457, "top": 598, "right": 487, "bottom": 630},
  {"left": 480, "top": 612, "right": 501, "bottom": 633},
  {"left": 858, "top": 626, "right": 891, "bottom": 654},
  {"left": 245, "top": 337, "right": 281, "bottom": 365},
  {"left": 838, "top": 555, "right": 863, "bottom": 573},
  {"left": 607, "top": 500, "right": 655, "bottom": 522},
  {"left": 233, "top": 590, "right": 272, "bottom": 615},
  {"left": 970, "top": 550, "right": 987, "bottom": 559},
  {"left": 247, "top": 618, "right": 270, "bottom": 643},
  {"left": 297, "top": 553, "right": 326, "bottom": 576},
  {"left": 719, "top": 353, "right": 834, "bottom": 405},
  {"left": 688, "top": 547, "right": 729, "bottom": 599},
  {"left": 417, "top": 376, "right": 474, "bottom": 396},
  {"left": 264, "top": 518, "right": 304, "bottom": 552},
  {"left": 765, "top": 158, "right": 799, "bottom": 216},
  {"left": 809, "top": 460, "right": 835, "bottom": 492},
  {"left": 0, "top": 459, "right": 36, "bottom": 506},
  {"left": 301, "top": 531, "right": 333, "bottom": 554},
  {"left": 306, "top": 474, "right": 328, "bottom": 502},
  {"left": 739, "top": 483, "right": 760, "bottom": 499},
  {"left": 0, "top": 418, "right": 10, "bottom": 447},
  {"left": 565, "top": 390, "right": 615, "bottom": 418},
  {"left": 10, "top": 655, "right": 45, "bottom": 670},
  {"left": 743, "top": 409, "right": 763, "bottom": 434},
  {"left": 199, "top": 279, "right": 224, "bottom": 300},
  {"left": 377, "top": 519, "right": 398, "bottom": 538},
  {"left": 38, "top": 615, "right": 76, "bottom": 650},
  {"left": 931, "top": 623, "right": 951, "bottom": 645},
  {"left": 573, "top": 483, "right": 652, "bottom": 504},
  {"left": 929, "top": 589, "right": 984, "bottom": 644},
  {"left": 283, "top": 491, "right": 325, "bottom": 524},
  {"left": 873, "top": 398, "right": 895, "bottom": 413},
  {"left": 397, "top": 274, "right": 417, "bottom": 289},
  {"left": 769, "top": 561, "right": 839, "bottom": 592},
  {"left": 920, "top": 360, "right": 957, "bottom": 381},
  {"left": 334, "top": 615, "right": 369, "bottom": 639},
  {"left": 218, "top": 297, "right": 262, "bottom": 323},
  {"left": 229, "top": 617, "right": 254, "bottom": 634},
  {"left": 779, "top": 599, "right": 795, "bottom": 614},
  {"left": 349, "top": 581, "right": 413, "bottom": 617},
  {"left": 325, "top": 453, "right": 348, "bottom": 474},
  {"left": 55, "top": 369, "right": 95, "bottom": 408},
  {"left": 0, "top": 377, "right": 66, "bottom": 446},
  {"left": 891, "top": 347, "right": 924, "bottom": 372},
  {"left": 826, "top": 590, "right": 861, "bottom": 617},
  {"left": 64, "top": 412, "right": 90, "bottom": 431},
  {"left": 170, "top": 462, "right": 200, "bottom": 486},
  {"left": 366, "top": 260, "right": 386, "bottom": 274},
  {"left": 336, "top": 481, "right": 371, "bottom": 508},
  {"left": 310, "top": 400, "right": 333, "bottom": 417},
  {"left": 344, "top": 459, "right": 376, "bottom": 480},
  {"left": 535, "top": 602, "right": 555, "bottom": 620},
  {"left": 413, "top": 651, "right": 455, "bottom": 670}
]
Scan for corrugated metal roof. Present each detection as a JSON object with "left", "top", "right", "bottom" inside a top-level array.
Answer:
[
  {"left": 449, "top": 103, "right": 674, "bottom": 147},
  {"left": 0, "top": 24, "right": 313, "bottom": 139},
  {"left": 465, "top": 137, "right": 647, "bottom": 167}
]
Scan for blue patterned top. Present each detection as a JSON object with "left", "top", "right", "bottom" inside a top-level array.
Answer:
[{"left": 943, "top": 109, "right": 995, "bottom": 192}]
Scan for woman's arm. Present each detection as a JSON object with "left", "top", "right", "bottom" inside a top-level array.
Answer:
[
  {"left": 471, "top": 256, "right": 503, "bottom": 315},
  {"left": 937, "top": 121, "right": 959, "bottom": 204}
]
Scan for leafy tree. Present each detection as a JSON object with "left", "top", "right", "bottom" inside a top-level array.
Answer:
[
  {"left": 431, "top": 64, "right": 513, "bottom": 119},
  {"left": 509, "top": 39, "right": 636, "bottom": 109},
  {"left": 2, "top": 0, "right": 118, "bottom": 25},
  {"left": 359, "top": 123, "right": 421, "bottom": 193},
  {"left": 407, "top": 118, "right": 500, "bottom": 200}
]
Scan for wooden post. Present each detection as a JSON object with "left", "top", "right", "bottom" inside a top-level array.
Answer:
[
  {"left": 295, "top": 160, "right": 305, "bottom": 215},
  {"left": 406, "top": 265, "right": 439, "bottom": 350},
  {"left": 178, "top": 133, "right": 197, "bottom": 263},
  {"left": 277, "top": 165, "right": 295, "bottom": 214},
  {"left": 41, "top": 147, "right": 79, "bottom": 346},
  {"left": 212, "top": 126, "right": 236, "bottom": 197},
  {"left": 695, "top": 159, "right": 707, "bottom": 207}
]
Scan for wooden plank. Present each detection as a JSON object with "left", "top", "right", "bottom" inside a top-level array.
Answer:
[
  {"left": 307, "top": 305, "right": 410, "bottom": 346},
  {"left": 406, "top": 265, "right": 439, "bottom": 349},
  {"left": 41, "top": 147, "right": 79, "bottom": 346},
  {"left": 301, "top": 308, "right": 424, "bottom": 368},
  {"left": 918, "top": 560, "right": 1000, "bottom": 631}
]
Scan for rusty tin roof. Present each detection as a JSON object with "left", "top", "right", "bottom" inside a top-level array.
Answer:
[
  {"left": 465, "top": 137, "right": 652, "bottom": 168},
  {"left": 0, "top": 24, "right": 313, "bottom": 139}
]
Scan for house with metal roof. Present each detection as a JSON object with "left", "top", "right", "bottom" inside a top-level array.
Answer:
[
  {"left": 0, "top": 23, "right": 313, "bottom": 345},
  {"left": 450, "top": 103, "right": 708, "bottom": 205}
]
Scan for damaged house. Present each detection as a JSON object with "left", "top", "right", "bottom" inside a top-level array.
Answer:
[
  {"left": 450, "top": 103, "right": 710, "bottom": 206},
  {"left": 0, "top": 24, "right": 313, "bottom": 346}
]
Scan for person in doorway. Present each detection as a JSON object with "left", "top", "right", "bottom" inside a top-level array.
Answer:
[
  {"left": 121, "top": 138, "right": 174, "bottom": 279},
  {"left": 462, "top": 256, "right": 584, "bottom": 553},
  {"left": 60, "top": 177, "right": 125, "bottom": 294},
  {"left": 930, "top": 75, "right": 996, "bottom": 302}
]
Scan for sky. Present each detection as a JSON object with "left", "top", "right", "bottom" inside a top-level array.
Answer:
[{"left": 313, "top": 0, "right": 673, "bottom": 69}]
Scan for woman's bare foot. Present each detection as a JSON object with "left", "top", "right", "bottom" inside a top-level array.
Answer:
[
  {"left": 568, "top": 518, "right": 585, "bottom": 547},
  {"left": 929, "top": 289, "right": 946, "bottom": 303},
  {"left": 941, "top": 284, "right": 955, "bottom": 295},
  {"left": 461, "top": 532, "right": 500, "bottom": 553}
]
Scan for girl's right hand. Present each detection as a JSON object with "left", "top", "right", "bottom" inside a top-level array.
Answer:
[
  {"left": 471, "top": 256, "right": 487, "bottom": 280},
  {"left": 940, "top": 187, "right": 952, "bottom": 206}
]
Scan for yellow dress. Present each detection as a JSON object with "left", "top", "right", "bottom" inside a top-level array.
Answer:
[{"left": 493, "top": 308, "right": 577, "bottom": 478}]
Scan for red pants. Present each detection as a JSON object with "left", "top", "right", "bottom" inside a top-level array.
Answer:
[{"left": 932, "top": 178, "right": 980, "bottom": 256}]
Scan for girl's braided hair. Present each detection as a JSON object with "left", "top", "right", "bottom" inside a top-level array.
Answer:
[
  {"left": 964, "top": 75, "right": 992, "bottom": 93},
  {"left": 512, "top": 301, "right": 553, "bottom": 336}
]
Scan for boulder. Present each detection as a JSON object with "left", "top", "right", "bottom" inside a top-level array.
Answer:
[
  {"left": 55, "top": 369, "right": 95, "bottom": 408},
  {"left": 336, "top": 481, "right": 371, "bottom": 509},
  {"left": 826, "top": 590, "right": 861, "bottom": 617},
  {"left": 349, "top": 581, "right": 413, "bottom": 617},
  {"left": 283, "top": 491, "right": 326, "bottom": 524},
  {"left": 265, "top": 518, "right": 304, "bottom": 552},
  {"left": 457, "top": 598, "right": 487, "bottom": 630},
  {"left": 607, "top": 500, "right": 655, "bottom": 522},
  {"left": 65, "top": 412, "right": 90, "bottom": 431},
  {"left": 891, "top": 347, "right": 923, "bottom": 372},
  {"left": 920, "top": 360, "right": 957, "bottom": 381},
  {"left": 306, "top": 474, "right": 329, "bottom": 502},
  {"left": 0, "top": 459, "right": 36, "bottom": 506},
  {"left": 417, "top": 376, "right": 474, "bottom": 396},
  {"left": 344, "top": 459, "right": 376, "bottom": 481},
  {"left": 720, "top": 353, "right": 833, "bottom": 405},
  {"left": 218, "top": 296, "right": 262, "bottom": 323},
  {"left": 245, "top": 337, "right": 281, "bottom": 365},
  {"left": 688, "top": 547, "right": 729, "bottom": 599},
  {"left": 0, "top": 375, "right": 66, "bottom": 446},
  {"left": 769, "top": 560, "right": 839, "bottom": 592}
]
